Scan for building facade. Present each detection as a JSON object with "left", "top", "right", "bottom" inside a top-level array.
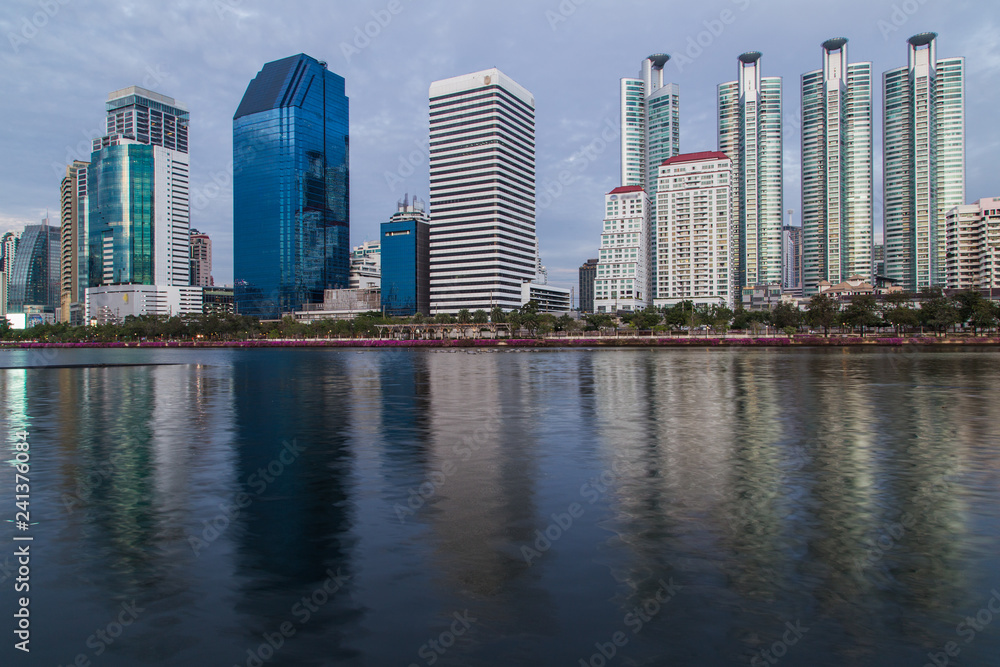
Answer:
[
  {"left": 801, "top": 38, "right": 874, "bottom": 295},
  {"left": 521, "top": 282, "right": 571, "bottom": 313},
  {"left": 234, "top": 54, "right": 350, "bottom": 319},
  {"left": 654, "top": 152, "right": 733, "bottom": 308},
  {"left": 428, "top": 68, "right": 536, "bottom": 313},
  {"left": 945, "top": 198, "right": 1000, "bottom": 290},
  {"left": 621, "top": 55, "right": 679, "bottom": 295},
  {"left": 8, "top": 221, "right": 60, "bottom": 314},
  {"left": 578, "top": 258, "right": 598, "bottom": 313},
  {"left": 381, "top": 196, "right": 430, "bottom": 317},
  {"left": 718, "top": 52, "right": 783, "bottom": 302},
  {"left": 782, "top": 224, "right": 803, "bottom": 295},
  {"left": 86, "top": 86, "right": 198, "bottom": 318},
  {"left": 190, "top": 229, "right": 212, "bottom": 287},
  {"left": 883, "top": 32, "right": 965, "bottom": 291},
  {"left": 60, "top": 161, "right": 88, "bottom": 324},
  {"left": 349, "top": 240, "right": 381, "bottom": 290},
  {"left": 2, "top": 230, "right": 21, "bottom": 313},
  {"left": 595, "top": 186, "right": 650, "bottom": 313}
]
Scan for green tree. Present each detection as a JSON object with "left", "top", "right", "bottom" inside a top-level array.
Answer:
[
  {"left": 770, "top": 302, "right": 801, "bottom": 330},
  {"left": 627, "top": 306, "right": 662, "bottom": 330},
  {"left": 806, "top": 293, "right": 840, "bottom": 336},
  {"left": 841, "top": 294, "right": 881, "bottom": 334},
  {"left": 584, "top": 313, "right": 614, "bottom": 332},
  {"left": 506, "top": 310, "right": 524, "bottom": 336},
  {"left": 953, "top": 289, "right": 986, "bottom": 328},
  {"left": 490, "top": 306, "right": 505, "bottom": 323},
  {"left": 969, "top": 299, "right": 998, "bottom": 334},
  {"left": 707, "top": 304, "right": 734, "bottom": 334},
  {"left": 456, "top": 308, "right": 471, "bottom": 325},
  {"left": 471, "top": 309, "right": 489, "bottom": 324},
  {"left": 919, "top": 287, "right": 960, "bottom": 335}
]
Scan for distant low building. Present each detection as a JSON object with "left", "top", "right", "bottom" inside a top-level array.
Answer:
[
  {"left": 522, "top": 282, "right": 571, "bottom": 313},
  {"left": 741, "top": 283, "right": 782, "bottom": 311},
  {"left": 294, "top": 288, "right": 381, "bottom": 322},
  {"left": 350, "top": 239, "right": 381, "bottom": 290},
  {"left": 87, "top": 284, "right": 204, "bottom": 325},
  {"left": 203, "top": 285, "right": 234, "bottom": 315}
]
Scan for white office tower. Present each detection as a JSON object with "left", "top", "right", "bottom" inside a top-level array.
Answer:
[
  {"left": 801, "top": 38, "right": 874, "bottom": 295},
  {"left": 718, "top": 52, "right": 783, "bottom": 303},
  {"left": 621, "top": 55, "right": 680, "bottom": 294},
  {"left": 654, "top": 152, "right": 733, "bottom": 308},
  {"left": 428, "top": 68, "right": 536, "bottom": 313},
  {"left": 945, "top": 198, "right": 1000, "bottom": 290},
  {"left": 883, "top": 32, "right": 965, "bottom": 291},
  {"left": 594, "top": 186, "right": 650, "bottom": 313}
]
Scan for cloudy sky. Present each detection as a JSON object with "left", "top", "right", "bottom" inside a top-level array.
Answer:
[{"left": 1, "top": 0, "right": 997, "bottom": 293}]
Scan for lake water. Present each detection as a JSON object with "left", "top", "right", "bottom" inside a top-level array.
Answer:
[{"left": 1, "top": 347, "right": 999, "bottom": 666}]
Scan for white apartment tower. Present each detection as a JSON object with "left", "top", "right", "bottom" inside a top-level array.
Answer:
[
  {"left": 655, "top": 152, "right": 733, "bottom": 308},
  {"left": 428, "top": 68, "right": 536, "bottom": 313},
  {"left": 945, "top": 198, "right": 1000, "bottom": 291},
  {"left": 594, "top": 186, "right": 650, "bottom": 313},
  {"left": 883, "top": 32, "right": 965, "bottom": 291},
  {"left": 801, "top": 38, "right": 874, "bottom": 295},
  {"left": 621, "top": 55, "right": 680, "bottom": 293},
  {"left": 718, "top": 52, "right": 783, "bottom": 302}
]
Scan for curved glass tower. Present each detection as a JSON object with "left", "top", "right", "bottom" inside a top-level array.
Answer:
[
  {"left": 234, "top": 54, "right": 350, "bottom": 319},
  {"left": 8, "top": 222, "right": 59, "bottom": 313}
]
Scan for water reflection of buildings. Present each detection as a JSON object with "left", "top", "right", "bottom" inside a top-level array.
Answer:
[
  {"left": 424, "top": 352, "right": 539, "bottom": 597},
  {"left": 589, "top": 349, "right": 978, "bottom": 661},
  {"left": 230, "top": 351, "right": 360, "bottom": 663}
]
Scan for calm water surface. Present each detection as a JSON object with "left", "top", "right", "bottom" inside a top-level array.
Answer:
[{"left": 1, "top": 347, "right": 999, "bottom": 666}]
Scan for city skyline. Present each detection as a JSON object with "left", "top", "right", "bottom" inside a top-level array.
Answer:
[{"left": 0, "top": 1, "right": 997, "bottom": 297}]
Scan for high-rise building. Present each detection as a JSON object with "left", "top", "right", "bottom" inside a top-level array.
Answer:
[
  {"left": 781, "top": 224, "right": 803, "bottom": 295},
  {"left": 883, "top": 32, "right": 965, "bottom": 291},
  {"left": 718, "top": 52, "right": 783, "bottom": 302},
  {"left": 428, "top": 68, "right": 535, "bottom": 313},
  {"left": 578, "top": 258, "right": 598, "bottom": 313},
  {"left": 60, "top": 161, "right": 88, "bottom": 323},
  {"left": 190, "top": 229, "right": 213, "bottom": 287},
  {"left": 654, "top": 152, "right": 733, "bottom": 308},
  {"left": 594, "top": 186, "right": 650, "bottom": 313},
  {"left": 8, "top": 220, "right": 59, "bottom": 313},
  {"left": 381, "top": 196, "right": 430, "bottom": 317},
  {"left": 621, "top": 55, "right": 680, "bottom": 295},
  {"left": 2, "top": 230, "right": 20, "bottom": 313},
  {"left": 873, "top": 243, "right": 885, "bottom": 278},
  {"left": 233, "top": 54, "right": 350, "bottom": 319},
  {"left": 945, "top": 198, "right": 1000, "bottom": 290},
  {"left": 87, "top": 86, "right": 198, "bottom": 318},
  {"left": 801, "top": 38, "right": 874, "bottom": 295}
]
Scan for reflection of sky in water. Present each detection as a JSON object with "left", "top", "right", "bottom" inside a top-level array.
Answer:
[{"left": 0, "top": 348, "right": 998, "bottom": 667}]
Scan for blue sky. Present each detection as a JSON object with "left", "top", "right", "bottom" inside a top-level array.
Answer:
[{"left": 1, "top": 0, "right": 997, "bottom": 293}]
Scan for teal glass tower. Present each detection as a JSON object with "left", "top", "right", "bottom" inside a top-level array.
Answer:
[
  {"left": 883, "top": 33, "right": 965, "bottom": 291},
  {"left": 801, "top": 38, "right": 874, "bottom": 295},
  {"left": 234, "top": 54, "right": 349, "bottom": 319}
]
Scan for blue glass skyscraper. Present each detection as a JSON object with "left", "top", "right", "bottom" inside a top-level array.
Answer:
[
  {"left": 381, "top": 196, "right": 430, "bottom": 317},
  {"left": 233, "top": 54, "right": 349, "bottom": 319}
]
